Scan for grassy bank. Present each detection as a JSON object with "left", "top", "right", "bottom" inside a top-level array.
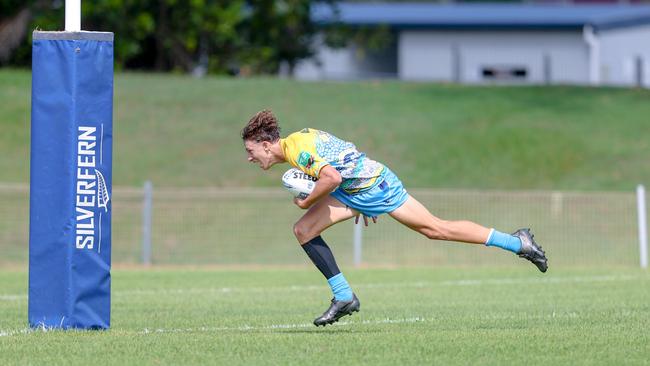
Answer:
[{"left": 1, "top": 69, "right": 648, "bottom": 190}]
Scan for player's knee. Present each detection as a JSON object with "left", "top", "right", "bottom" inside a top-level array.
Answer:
[
  {"left": 423, "top": 223, "right": 451, "bottom": 241},
  {"left": 423, "top": 229, "right": 446, "bottom": 240},
  {"left": 293, "top": 222, "right": 312, "bottom": 244}
]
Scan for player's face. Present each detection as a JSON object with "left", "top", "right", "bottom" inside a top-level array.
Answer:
[{"left": 244, "top": 140, "right": 273, "bottom": 170}]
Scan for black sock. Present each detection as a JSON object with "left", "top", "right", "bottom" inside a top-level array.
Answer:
[{"left": 302, "top": 235, "right": 341, "bottom": 279}]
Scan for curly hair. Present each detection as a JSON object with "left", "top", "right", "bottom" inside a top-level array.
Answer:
[{"left": 241, "top": 109, "right": 281, "bottom": 142}]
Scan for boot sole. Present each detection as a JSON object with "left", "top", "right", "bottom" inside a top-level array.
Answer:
[{"left": 314, "top": 307, "right": 360, "bottom": 327}]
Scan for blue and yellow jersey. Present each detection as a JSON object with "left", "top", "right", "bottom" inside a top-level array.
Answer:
[{"left": 280, "top": 128, "right": 385, "bottom": 193}]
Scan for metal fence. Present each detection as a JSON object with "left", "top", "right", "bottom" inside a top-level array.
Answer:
[{"left": 1, "top": 183, "right": 646, "bottom": 268}]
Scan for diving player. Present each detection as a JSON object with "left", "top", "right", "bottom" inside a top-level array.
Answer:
[{"left": 241, "top": 110, "right": 548, "bottom": 327}]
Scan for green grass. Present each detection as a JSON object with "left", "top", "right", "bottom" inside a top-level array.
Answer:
[
  {"left": 1, "top": 268, "right": 649, "bottom": 365},
  {"left": 1, "top": 69, "right": 649, "bottom": 190}
]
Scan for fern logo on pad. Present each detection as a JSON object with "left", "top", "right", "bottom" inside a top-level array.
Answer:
[{"left": 75, "top": 125, "right": 110, "bottom": 251}]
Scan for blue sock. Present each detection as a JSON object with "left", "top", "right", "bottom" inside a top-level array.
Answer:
[
  {"left": 327, "top": 273, "right": 353, "bottom": 301},
  {"left": 485, "top": 229, "right": 522, "bottom": 254}
]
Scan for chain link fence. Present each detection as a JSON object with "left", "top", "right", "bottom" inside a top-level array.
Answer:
[{"left": 1, "top": 183, "right": 645, "bottom": 268}]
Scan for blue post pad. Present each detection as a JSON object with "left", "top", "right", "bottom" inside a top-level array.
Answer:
[{"left": 29, "top": 31, "right": 113, "bottom": 329}]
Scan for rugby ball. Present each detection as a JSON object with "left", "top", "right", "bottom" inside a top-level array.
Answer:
[{"left": 282, "top": 168, "right": 317, "bottom": 199}]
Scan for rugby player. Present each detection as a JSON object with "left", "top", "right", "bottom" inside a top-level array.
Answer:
[{"left": 241, "top": 110, "right": 548, "bottom": 327}]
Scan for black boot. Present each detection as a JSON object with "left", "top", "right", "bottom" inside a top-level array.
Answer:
[{"left": 313, "top": 294, "right": 361, "bottom": 327}]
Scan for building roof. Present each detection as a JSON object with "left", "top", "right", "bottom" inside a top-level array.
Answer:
[{"left": 312, "top": 3, "right": 650, "bottom": 31}]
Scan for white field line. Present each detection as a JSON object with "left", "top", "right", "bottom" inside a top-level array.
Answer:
[
  {"left": 138, "top": 310, "right": 591, "bottom": 335},
  {"left": 0, "top": 328, "right": 32, "bottom": 337},
  {"left": 2, "top": 312, "right": 591, "bottom": 337},
  {"left": 0, "top": 274, "right": 646, "bottom": 302},
  {"left": 114, "top": 274, "right": 646, "bottom": 296},
  {"left": 0, "top": 317, "right": 428, "bottom": 337},
  {"left": 140, "top": 316, "right": 430, "bottom": 335},
  {"left": 0, "top": 295, "right": 27, "bottom": 301}
]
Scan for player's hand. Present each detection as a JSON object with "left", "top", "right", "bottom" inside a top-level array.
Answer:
[
  {"left": 293, "top": 197, "right": 310, "bottom": 209},
  {"left": 355, "top": 214, "right": 377, "bottom": 226}
]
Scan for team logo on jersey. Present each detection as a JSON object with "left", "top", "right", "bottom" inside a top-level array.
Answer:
[{"left": 298, "top": 151, "right": 315, "bottom": 169}]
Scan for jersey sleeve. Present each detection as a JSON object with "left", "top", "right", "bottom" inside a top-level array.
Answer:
[{"left": 284, "top": 131, "right": 329, "bottom": 178}]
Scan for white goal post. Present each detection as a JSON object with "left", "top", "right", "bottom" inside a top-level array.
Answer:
[{"left": 65, "top": 0, "right": 81, "bottom": 31}]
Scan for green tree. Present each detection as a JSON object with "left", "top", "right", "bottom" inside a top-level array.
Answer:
[
  {"left": 241, "top": 0, "right": 316, "bottom": 74},
  {"left": 83, "top": 0, "right": 246, "bottom": 73},
  {"left": 1, "top": 0, "right": 337, "bottom": 75},
  {"left": 0, "top": 0, "right": 57, "bottom": 66}
]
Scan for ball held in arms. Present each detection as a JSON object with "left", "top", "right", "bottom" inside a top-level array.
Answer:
[{"left": 282, "top": 168, "right": 317, "bottom": 199}]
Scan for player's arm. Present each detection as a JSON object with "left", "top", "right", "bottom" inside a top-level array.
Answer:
[{"left": 294, "top": 165, "right": 341, "bottom": 209}]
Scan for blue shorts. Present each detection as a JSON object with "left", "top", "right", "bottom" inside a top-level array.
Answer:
[{"left": 330, "top": 168, "right": 409, "bottom": 217}]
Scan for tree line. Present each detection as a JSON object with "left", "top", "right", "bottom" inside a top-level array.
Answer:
[{"left": 0, "top": 0, "right": 348, "bottom": 75}]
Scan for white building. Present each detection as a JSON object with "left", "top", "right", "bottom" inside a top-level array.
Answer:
[{"left": 295, "top": 3, "right": 650, "bottom": 87}]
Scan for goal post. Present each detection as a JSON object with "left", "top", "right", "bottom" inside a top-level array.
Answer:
[{"left": 28, "top": 0, "right": 114, "bottom": 329}]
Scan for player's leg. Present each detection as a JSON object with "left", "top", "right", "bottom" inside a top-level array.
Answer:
[
  {"left": 388, "top": 195, "right": 492, "bottom": 244},
  {"left": 293, "top": 195, "right": 361, "bottom": 326},
  {"left": 389, "top": 195, "right": 548, "bottom": 272},
  {"left": 293, "top": 195, "right": 357, "bottom": 244}
]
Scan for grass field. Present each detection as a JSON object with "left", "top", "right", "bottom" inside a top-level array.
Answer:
[
  {"left": 1, "top": 267, "right": 649, "bottom": 365},
  {"left": 1, "top": 70, "right": 648, "bottom": 365},
  {"left": 1, "top": 69, "right": 650, "bottom": 190}
]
